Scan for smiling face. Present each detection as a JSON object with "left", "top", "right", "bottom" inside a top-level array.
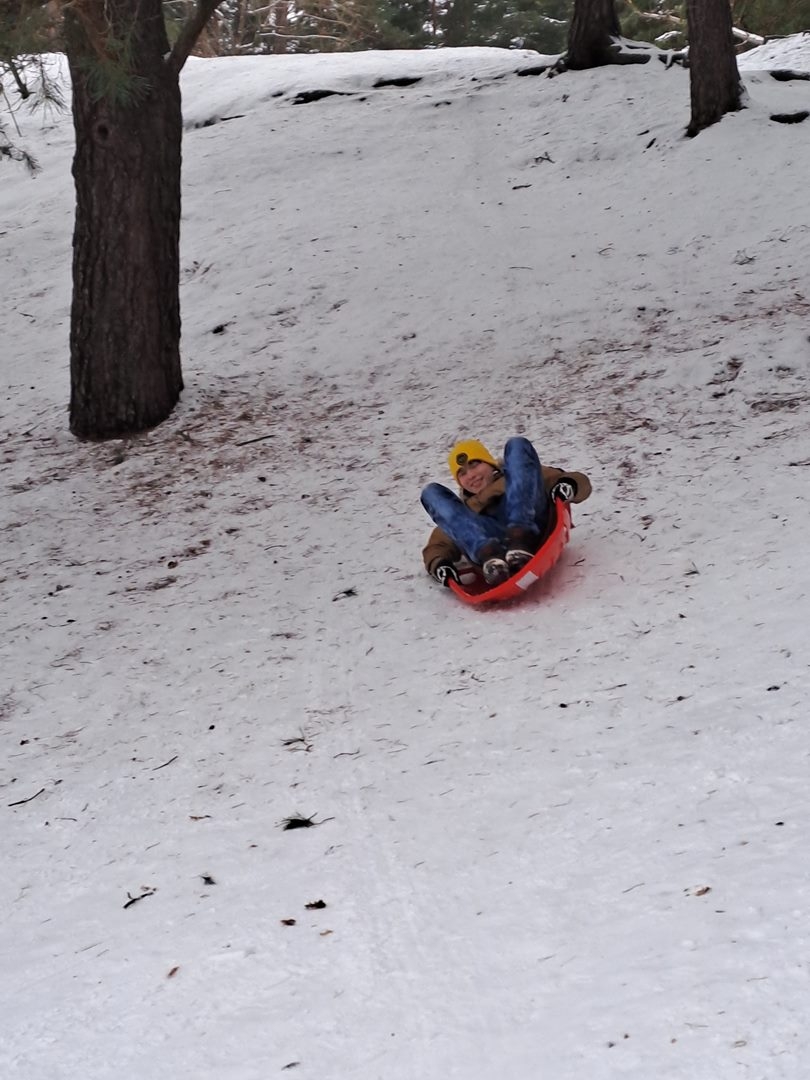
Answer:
[{"left": 457, "top": 459, "right": 498, "bottom": 494}]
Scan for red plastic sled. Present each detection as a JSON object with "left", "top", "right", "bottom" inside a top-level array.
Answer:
[{"left": 448, "top": 499, "right": 572, "bottom": 606}]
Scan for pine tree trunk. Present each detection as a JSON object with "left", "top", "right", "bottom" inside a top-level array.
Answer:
[
  {"left": 685, "top": 0, "right": 743, "bottom": 136},
  {"left": 65, "top": 0, "right": 184, "bottom": 440},
  {"left": 566, "top": 0, "right": 621, "bottom": 69}
]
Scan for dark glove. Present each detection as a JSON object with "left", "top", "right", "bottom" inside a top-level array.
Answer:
[
  {"left": 551, "top": 479, "right": 577, "bottom": 502},
  {"left": 432, "top": 561, "right": 461, "bottom": 587}
]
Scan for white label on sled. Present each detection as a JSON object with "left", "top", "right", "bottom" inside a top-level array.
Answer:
[{"left": 516, "top": 571, "right": 540, "bottom": 591}]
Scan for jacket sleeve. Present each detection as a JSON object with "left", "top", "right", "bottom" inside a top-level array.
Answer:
[
  {"left": 422, "top": 526, "right": 462, "bottom": 575},
  {"left": 540, "top": 465, "right": 592, "bottom": 503}
]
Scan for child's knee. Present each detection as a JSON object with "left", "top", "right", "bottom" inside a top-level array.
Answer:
[
  {"left": 421, "top": 482, "right": 450, "bottom": 509},
  {"left": 505, "top": 435, "right": 532, "bottom": 453}
]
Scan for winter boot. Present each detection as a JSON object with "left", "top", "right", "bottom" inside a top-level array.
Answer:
[
  {"left": 478, "top": 540, "right": 510, "bottom": 586},
  {"left": 505, "top": 526, "right": 540, "bottom": 572}
]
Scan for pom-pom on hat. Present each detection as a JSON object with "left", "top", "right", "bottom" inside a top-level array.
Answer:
[{"left": 448, "top": 439, "right": 498, "bottom": 482}]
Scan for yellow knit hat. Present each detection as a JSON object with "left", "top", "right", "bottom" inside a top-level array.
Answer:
[{"left": 448, "top": 439, "right": 498, "bottom": 482}]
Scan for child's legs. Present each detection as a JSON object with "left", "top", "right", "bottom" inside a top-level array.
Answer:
[
  {"left": 502, "top": 437, "right": 550, "bottom": 534},
  {"left": 421, "top": 483, "right": 504, "bottom": 564}
]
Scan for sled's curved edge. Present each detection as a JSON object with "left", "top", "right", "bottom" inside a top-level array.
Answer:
[{"left": 448, "top": 500, "right": 572, "bottom": 606}]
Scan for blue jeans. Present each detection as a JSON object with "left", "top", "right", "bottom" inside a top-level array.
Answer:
[{"left": 421, "top": 437, "right": 550, "bottom": 564}]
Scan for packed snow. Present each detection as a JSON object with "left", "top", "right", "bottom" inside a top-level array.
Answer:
[{"left": 2, "top": 36, "right": 810, "bottom": 1080}]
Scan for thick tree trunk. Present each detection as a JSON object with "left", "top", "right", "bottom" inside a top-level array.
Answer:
[
  {"left": 566, "top": 0, "right": 621, "bottom": 69},
  {"left": 685, "top": 0, "right": 743, "bottom": 136},
  {"left": 65, "top": 0, "right": 183, "bottom": 439}
]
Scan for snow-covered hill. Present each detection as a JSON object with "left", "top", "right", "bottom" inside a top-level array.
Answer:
[{"left": 2, "top": 38, "right": 810, "bottom": 1080}]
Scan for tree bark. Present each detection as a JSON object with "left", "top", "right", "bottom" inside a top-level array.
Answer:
[
  {"left": 685, "top": 0, "right": 743, "bottom": 136},
  {"left": 65, "top": 0, "right": 183, "bottom": 439},
  {"left": 566, "top": 0, "right": 621, "bottom": 69}
]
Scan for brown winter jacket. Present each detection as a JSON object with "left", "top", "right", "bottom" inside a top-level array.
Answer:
[{"left": 422, "top": 464, "right": 592, "bottom": 575}]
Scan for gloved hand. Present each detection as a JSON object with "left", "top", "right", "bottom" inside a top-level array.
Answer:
[
  {"left": 432, "top": 561, "right": 461, "bottom": 587},
  {"left": 551, "top": 479, "right": 576, "bottom": 502}
]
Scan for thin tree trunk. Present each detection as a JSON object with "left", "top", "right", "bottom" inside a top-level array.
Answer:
[
  {"left": 685, "top": 0, "right": 743, "bottom": 136},
  {"left": 274, "top": 0, "right": 289, "bottom": 54},
  {"left": 65, "top": 0, "right": 183, "bottom": 439}
]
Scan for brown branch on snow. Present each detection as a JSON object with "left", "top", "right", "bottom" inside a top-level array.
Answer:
[
  {"left": 235, "top": 433, "right": 275, "bottom": 447},
  {"left": 152, "top": 754, "right": 178, "bottom": 770},
  {"left": 168, "top": 0, "right": 224, "bottom": 77},
  {"left": 8, "top": 786, "right": 46, "bottom": 807},
  {"left": 123, "top": 887, "right": 156, "bottom": 909}
]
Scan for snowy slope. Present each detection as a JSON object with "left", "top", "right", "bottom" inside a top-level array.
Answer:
[{"left": 2, "top": 39, "right": 810, "bottom": 1080}]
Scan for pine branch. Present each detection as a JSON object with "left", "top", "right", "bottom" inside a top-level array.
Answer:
[{"left": 5, "top": 58, "right": 32, "bottom": 100}]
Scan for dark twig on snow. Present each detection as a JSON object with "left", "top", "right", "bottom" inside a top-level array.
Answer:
[
  {"left": 283, "top": 732, "right": 313, "bottom": 752},
  {"left": 332, "top": 587, "right": 357, "bottom": 601},
  {"left": 152, "top": 755, "right": 178, "bottom": 770},
  {"left": 622, "top": 882, "right": 646, "bottom": 894},
  {"left": 235, "top": 433, "right": 276, "bottom": 447},
  {"left": 8, "top": 787, "right": 45, "bottom": 807},
  {"left": 123, "top": 887, "right": 156, "bottom": 909}
]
